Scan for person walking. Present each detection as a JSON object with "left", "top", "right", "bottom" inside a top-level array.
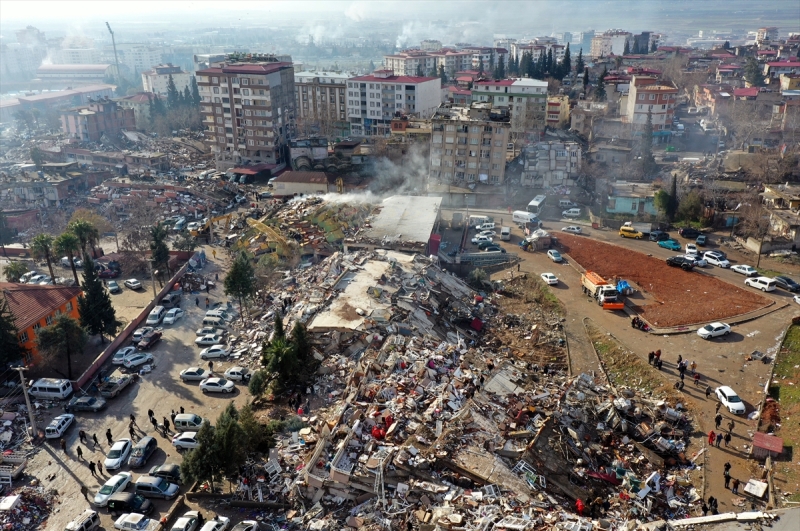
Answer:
[
  {"left": 690, "top": 360, "right": 697, "bottom": 375},
  {"left": 654, "top": 350, "right": 661, "bottom": 364},
  {"left": 715, "top": 413, "right": 723, "bottom": 429},
  {"left": 724, "top": 469, "right": 731, "bottom": 489},
  {"left": 708, "top": 430, "right": 716, "bottom": 445},
  {"left": 179, "top": 406, "right": 185, "bottom": 414},
  {"left": 727, "top": 419, "right": 735, "bottom": 434},
  {"left": 129, "top": 413, "right": 138, "bottom": 428},
  {"left": 76, "top": 445, "right": 84, "bottom": 460},
  {"left": 195, "top": 297, "right": 200, "bottom": 307},
  {"left": 163, "top": 417, "right": 170, "bottom": 434},
  {"left": 205, "top": 297, "right": 210, "bottom": 309},
  {"left": 724, "top": 461, "right": 731, "bottom": 473},
  {"left": 89, "top": 461, "right": 97, "bottom": 477},
  {"left": 679, "top": 371, "right": 685, "bottom": 382},
  {"left": 208, "top": 360, "right": 214, "bottom": 372},
  {"left": 60, "top": 438, "right": 67, "bottom": 452},
  {"left": 79, "top": 430, "right": 87, "bottom": 444},
  {"left": 693, "top": 373, "right": 700, "bottom": 386},
  {"left": 705, "top": 386, "right": 712, "bottom": 399},
  {"left": 92, "top": 433, "right": 99, "bottom": 448},
  {"left": 151, "top": 416, "right": 159, "bottom": 431},
  {"left": 732, "top": 478, "right": 740, "bottom": 495},
  {"left": 656, "top": 359, "right": 663, "bottom": 370},
  {"left": 97, "top": 460, "right": 104, "bottom": 475},
  {"left": 129, "top": 424, "right": 137, "bottom": 441},
  {"left": 648, "top": 352, "right": 654, "bottom": 365},
  {"left": 716, "top": 433, "right": 723, "bottom": 447},
  {"left": 80, "top": 484, "right": 89, "bottom": 500},
  {"left": 715, "top": 402, "right": 721, "bottom": 414},
  {"left": 215, "top": 273, "right": 218, "bottom": 281},
  {"left": 148, "top": 409, "right": 154, "bottom": 420},
  {"left": 171, "top": 411, "right": 177, "bottom": 425},
  {"left": 701, "top": 502, "right": 709, "bottom": 516},
  {"left": 724, "top": 432, "right": 732, "bottom": 447}
]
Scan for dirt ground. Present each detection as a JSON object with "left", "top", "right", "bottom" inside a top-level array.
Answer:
[{"left": 558, "top": 233, "right": 771, "bottom": 327}]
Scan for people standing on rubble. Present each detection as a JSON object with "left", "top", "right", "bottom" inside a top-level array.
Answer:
[
  {"left": 701, "top": 501, "right": 709, "bottom": 516},
  {"left": 693, "top": 373, "right": 700, "bottom": 386}
]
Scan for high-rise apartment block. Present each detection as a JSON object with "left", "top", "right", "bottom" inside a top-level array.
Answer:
[
  {"left": 429, "top": 102, "right": 510, "bottom": 185},
  {"left": 384, "top": 49, "right": 474, "bottom": 77},
  {"left": 756, "top": 27, "right": 779, "bottom": 44},
  {"left": 472, "top": 78, "right": 548, "bottom": 134},
  {"left": 294, "top": 71, "right": 349, "bottom": 136},
  {"left": 196, "top": 55, "right": 296, "bottom": 169},
  {"left": 142, "top": 64, "right": 193, "bottom": 98},
  {"left": 626, "top": 75, "right": 678, "bottom": 141},
  {"left": 346, "top": 70, "right": 441, "bottom": 137},
  {"left": 590, "top": 30, "right": 633, "bottom": 58}
]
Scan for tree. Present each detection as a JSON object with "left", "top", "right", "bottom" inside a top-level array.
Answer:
[
  {"left": 640, "top": 110, "right": 658, "bottom": 177},
  {"left": 273, "top": 313, "right": 285, "bottom": 340},
  {"left": 0, "top": 298, "right": 27, "bottom": 366},
  {"left": 723, "top": 41, "right": 731, "bottom": 50},
  {"left": 261, "top": 336, "right": 298, "bottom": 388},
  {"left": 68, "top": 219, "right": 99, "bottom": 258},
  {"left": 467, "top": 267, "right": 488, "bottom": 289},
  {"left": 30, "top": 147, "right": 44, "bottom": 170},
  {"left": 191, "top": 76, "right": 201, "bottom": 107},
  {"left": 562, "top": 43, "right": 571, "bottom": 79},
  {"left": 743, "top": 57, "right": 765, "bottom": 87},
  {"left": 150, "top": 224, "right": 171, "bottom": 280},
  {"left": 676, "top": 191, "right": 703, "bottom": 222},
  {"left": 214, "top": 404, "right": 247, "bottom": 477},
  {"left": 30, "top": 234, "right": 56, "bottom": 283},
  {"left": 368, "top": 60, "right": 376, "bottom": 72},
  {"left": 166, "top": 74, "right": 181, "bottom": 110},
  {"left": 69, "top": 209, "right": 111, "bottom": 236},
  {"left": 78, "top": 256, "right": 121, "bottom": 343},
  {"left": 575, "top": 49, "right": 584, "bottom": 78},
  {"left": 583, "top": 67, "right": 589, "bottom": 93},
  {"left": 495, "top": 55, "right": 505, "bottom": 80},
  {"left": 180, "top": 421, "right": 221, "bottom": 491},
  {"left": 248, "top": 369, "right": 269, "bottom": 396},
  {"left": 153, "top": 95, "right": 167, "bottom": 117},
  {"left": 172, "top": 230, "right": 197, "bottom": 253},
  {"left": 438, "top": 64, "right": 447, "bottom": 83},
  {"left": 224, "top": 251, "right": 256, "bottom": 323},
  {"left": 654, "top": 177, "right": 679, "bottom": 222},
  {"left": 546, "top": 48, "right": 554, "bottom": 76},
  {"left": 614, "top": 55, "right": 623, "bottom": 70},
  {"left": 623, "top": 40, "right": 630, "bottom": 55},
  {"left": 13, "top": 110, "right": 34, "bottom": 131},
  {"left": 36, "top": 313, "right": 86, "bottom": 380},
  {"left": 416, "top": 64, "right": 423, "bottom": 77},
  {"left": 3, "top": 261, "right": 28, "bottom": 283},
  {"left": 237, "top": 403, "right": 265, "bottom": 453},
  {"left": 520, "top": 52, "right": 532, "bottom": 79},
  {"left": 594, "top": 68, "right": 607, "bottom": 101},
  {"left": 477, "top": 57, "right": 484, "bottom": 75},
  {"left": 54, "top": 232, "right": 81, "bottom": 285},
  {"left": 291, "top": 322, "right": 312, "bottom": 367},
  {"left": 182, "top": 86, "right": 192, "bottom": 108}
]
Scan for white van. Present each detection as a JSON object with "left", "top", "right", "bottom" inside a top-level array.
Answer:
[
  {"left": 30, "top": 378, "right": 73, "bottom": 400},
  {"left": 562, "top": 208, "right": 581, "bottom": 218},
  {"left": 500, "top": 227, "right": 511, "bottom": 241},
  {"left": 146, "top": 306, "right": 166, "bottom": 325},
  {"left": 174, "top": 413, "right": 206, "bottom": 430},
  {"left": 45, "top": 414, "right": 75, "bottom": 439},
  {"left": 202, "top": 316, "right": 225, "bottom": 328},
  {"left": 468, "top": 215, "right": 490, "bottom": 228},
  {"left": 64, "top": 509, "right": 100, "bottom": 531},
  {"left": 559, "top": 200, "right": 578, "bottom": 209},
  {"left": 512, "top": 210, "right": 537, "bottom": 225},
  {"left": 744, "top": 276, "right": 776, "bottom": 292}
]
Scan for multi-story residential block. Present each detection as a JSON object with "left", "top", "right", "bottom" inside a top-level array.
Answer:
[
  {"left": 60, "top": 99, "right": 136, "bottom": 142},
  {"left": 420, "top": 40, "right": 443, "bottom": 52},
  {"left": 430, "top": 50, "right": 474, "bottom": 77},
  {"left": 590, "top": 30, "right": 633, "bottom": 58},
  {"left": 116, "top": 92, "right": 157, "bottom": 126},
  {"left": 757, "top": 27, "right": 779, "bottom": 44},
  {"left": 193, "top": 53, "right": 227, "bottom": 72},
  {"left": 471, "top": 78, "right": 548, "bottom": 135},
  {"left": 546, "top": 95, "right": 571, "bottom": 128},
  {"left": 346, "top": 70, "right": 441, "bottom": 137},
  {"left": 53, "top": 48, "right": 102, "bottom": 64},
  {"left": 520, "top": 141, "right": 582, "bottom": 188},
  {"left": 294, "top": 71, "right": 349, "bottom": 137},
  {"left": 764, "top": 60, "right": 800, "bottom": 84},
  {"left": 0, "top": 26, "right": 47, "bottom": 83},
  {"left": 429, "top": 102, "right": 510, "bottom": 185},
  {"left": 461, "top": 46, "right": 510, "bottom": 71},
  {"left": 510, "top": 42, "right": 565, "bottom": 64},
  {"left": 196, "top": 55, "right": 296, "bottom": 170},
  {"left": 142, "top": 64, "right": 193, "bottom": 98},
  {"left": 384, "top": 49, "right": 473, "bottom": 77},
  {"left": 626, "top": 75, "right": 678, "bottom": 142}
]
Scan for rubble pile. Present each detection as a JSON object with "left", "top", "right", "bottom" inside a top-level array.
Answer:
[
  {"left": 201, "top": 250, "right": 739, "bottom": 530},
  {"left": 0, "top": 487, "right": 57, "bottom": 530}
]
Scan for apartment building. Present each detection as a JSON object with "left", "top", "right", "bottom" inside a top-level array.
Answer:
[
  {"left": 420, "top": 40, "right": 443, "bottom": 51},
  {"left": 346, "top": 70, "right": 441, "bottom": 137},
  {"left": 757, "top": 27, "right": 779, "bottom": 44},
  {"left": 590, "top": 30, "right": 633, "bottom": 58},
  {"left": 294, "top": 71, "right": 349, "bottom": 136},
  {"left": 60, "top": 99, "right": 136, "bottom": 142},
  {"left": 116, "top": 92, "right": 157, "bottom": 126},
  {"left": 510, "top": 41, "right": 566, "bottom": 63},
  {"left": 142, "top": 64, "right": 194, "bottom": 98},
  {"left": 546, "top": 95, "right": 571, "bottom": 128},
  {"left": 53, "top": 48, "right": 102, "bottom": 64},
  {"left": 626, "top": 75, "right": 678, "bottom": 141},
  {"left": 196, "top": 55, "right": 296, "bottom": 170},
  {"left": 472, "top": 78, "right": 548, "bottom": 134},
  {"left": 429, "top": 102, "right": 511, "bottom": 185},
  {"left": 384, "top": 49, "right": 474, "bottom": 77},
  {"left": 106, "top": 43, "right": 163, "bottom": 76},
  {"left": 461, "top": 46, "right": 509, "bottom": 71}
]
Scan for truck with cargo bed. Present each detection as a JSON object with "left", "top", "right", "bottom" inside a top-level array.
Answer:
[
  {"left": 98, "top": 372, "right": 134, "bottom": 398},
  {"left": 581, "top": 271, "right": 624, "bottom": 310}
]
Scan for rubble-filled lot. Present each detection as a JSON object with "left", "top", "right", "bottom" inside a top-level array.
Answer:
[{"left": 558, "top": 233, "right": 771, "bottom": 327}]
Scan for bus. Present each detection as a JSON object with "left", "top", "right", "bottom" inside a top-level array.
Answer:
[{"left": 527, "top": 195, "right": 547, "bottom": 215}]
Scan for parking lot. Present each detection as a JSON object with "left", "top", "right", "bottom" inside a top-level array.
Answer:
[{"left": 32, "top": 258, "right": 258, "bottom": 531}]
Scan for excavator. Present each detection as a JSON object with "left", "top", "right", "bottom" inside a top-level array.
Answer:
[
  {"left": 191, "top": 213, "right": 239, "bottom": 241},
  {"left": 243, "top": 217, "right": 296, "bottom": 258}
]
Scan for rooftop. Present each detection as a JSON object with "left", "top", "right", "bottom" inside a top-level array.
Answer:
[
  {"left": 36, "top": 64, "right": 111, "bottom": 73},
  {"left": 358, "top": 195, "right": 442, "bottom": 246},
  {"left": 0, "top": 283, "right": 82, "bottom": 331},
  {"left": 609, "top": 181, "right": 656, "bottom": 198},
  {"left": 349, "top": 74, "right": 438, "bottom": 83},
  {"left": 197, "top": 62, "right": 293, "bottom": 76}
]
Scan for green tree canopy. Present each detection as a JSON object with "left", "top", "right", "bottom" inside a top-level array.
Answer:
[
  {"left": 3, "top": 261, "right": 29, "bottom": 283},
  {"left": 150, "top": 224, "right": 171, "bottom": 279},
  {"left": 172, "top": 230, "right": 197, "bottom": 252},
  {"left": 743, "top": 57, "right": 765, "bottom": 87},
  {"left": 0, "top": 211, "right": 14, "bottom": 258},
  {"left": 54, "top": 231, "right": 81, "bottom": 285},
  {"left": 191, "top": 77, "right": 202, "bottom": 107},
  {"left": 36, "top": 313, "right": 86, "bottom": 380},
  {"left": 214, "top": 404, "right": 247, "bottom": 477},
  {"left": 78, "top": 256, "right": 121, "bottom": 343},
  {"left": 677, "top": 191, "right": 703, "bottom": 222},
  {"left": 223, "top": 251, "right": 256, "bottom": 323},
  {"left": 561, "top": 43, "right": 571, "bottom": 79},
  {"left": 68, "top": 219, "right": 99, "bottom": 258},
  {"left": 30, "top": 233, "right": 56, "bottom": 282},
  {"left": 166, "top": 74, "right": 181, "bottom": 110},
  {"left": 575, "top": 49, "right": 584, "bottom": 77},
  {"left": 0, "top": 298, "right": 27, "bottom": 366},
  {"left": 180, "top": 421, "right": 221, "bottom": 490}
]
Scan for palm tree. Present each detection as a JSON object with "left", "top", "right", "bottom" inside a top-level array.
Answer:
[
  {"left": 54, "top": 232, "right": 81, "bottom": 285},
  {"left": 30, "top": 234, "right": 56, "bottom": 283},
  {"left": 68, "top": 220, "right": 100, "bottom": 258},
  {"left": 3, "top": 261, "right": 29, "bottom": 283}
]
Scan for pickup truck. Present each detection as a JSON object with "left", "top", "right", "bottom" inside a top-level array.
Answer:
[
  {"left": 581, "top": 271, "right": 624, "bottom": 310},
  {"left": 98, "top": 373, "right": 134, "bottom": 398}
]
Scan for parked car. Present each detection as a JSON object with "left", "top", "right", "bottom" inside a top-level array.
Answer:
[
  {"left": 658, "top": 239, "right": 682, "bottom": 251},
  {"left": 68, "top": 395, "right": 107, "bottom": 412},
  {"left": 131, "top": 327, "right": 155, "bottom": 344},
  {"left": 113, "top": 346, "right": 138, "bottom": 365},
  {"left": 180, "top": 367, "right": 212, "bottom": 382},
  {"left": 731, "top": 265, "right": 758, "bottom": 277},
  {"left": 230, "top": 522, "right": 259, "bottom": 531},
  {"left": 195, "top": 334, "right": 225, "bottom": 346},
  {"left": 95, "top": 472, "right": 133, "bottom": 507},
  {"left": 705, "top": 250, "right": 728, "bottom": 260},
  {"left": 773, "top": 276, "right": 800, "bottom": 292},
  {"left": 163, "top": 308, "right": 185, "bottom": 325},
  {"left": 114, "top": 513, "right": 160, "bottom": 531},
  {"left": 172, "top": 432, "right": 200, "bottom": 451},
  {"left": 148, "top": 463, "right": 182, "bottom": 485},
  {"left": 124, "top": 352, "right": 154, "bottom": 368},
  {"left": 107, "top": 280, "right": 122, "bottom": 294},
  {"left": 665, "top": 256, "right": 694, "bottom": 271},
  {"left": 562, "top": 226, "right": 582, "bottom": 234},
  {"left": 199, "top": 377, "right": 235, "bottom": 394},
  {"left": 476, "top": 222, "right": 496, "bottom": 231},
  {"left": 697, "top": 322, "right": 731, "bottom": 339},
  {"left": 547, "top": 250, "right": 563, "bottom": 262},
  {"left": 105, "top": 439, "right": 133, "bottom": 471},
  {"left": 134, "top": 476, "right": 180, "bottom": 500},
  {"left": 195, "top": 327, "right": 227, "bottom": 337},
  {"left": 171, "top": 511, "right": 201, "bottom": 531},
  {"left": 703, "top": 252, "right": 730, "bottom": 268},
  {"left": 540, "top": 273, "right": 558, "bottom": 285},
  {"left": 128, "top": 436, "right": 158, "bottom": 468},
  {"left": 200, "top": 345, "right": 231, "bottom": 360},
  {"left": 137, "top": 331, "right": 162, "bottom": 350},
  {"left": 471, "top": 235, "right": 493, "bottom": 245},
  {"left": 696, "top": 235, "right": 707, "bottom": 246},
  {"left": 678, "top": 227, "right": 701, "bottom": 239},
  {"left": 482, "top": 245, "right": 506, "bottom": 253},
  {"left": 223, "top": 367, "right": 251, "bottom": 382},
  {"left": 715, "top": 385, "right": 746, "bottom": 415},
  {"left": 477, "top": 230, "right": 496, "bottom": 238},
  {"left": 684, "top": 254, "right": 707, "bottom": 267},
  {"left": 100, "top": 269, "right": 120, "bottom": 279},
  {"left": 477, "top": 240, "right": 497, "bottom": 250},
  {"left": 685, "top": 243, "right": 699, "bottom": 256},
  {"left": 794, "top": 294, "right": 800, "bottom": 305},
  {"left": 199, "top": 517, "right": 231, "bottom": 531},
  {"left": 649, "top": 231, "right": 670, "bottom": 242}
]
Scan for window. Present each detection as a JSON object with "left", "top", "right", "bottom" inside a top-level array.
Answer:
[
  {"left": 467, "top": 174, "right": 476, "bottom": 182},
  {"left": 470, "top": 138, "right": 479, "bottom": 145},
  {"left": 46, "top": 315, "right": 53, "bottom": 326},
  {"left": 213, "top": 87, "right": 219, "bottom": 94},
  {"left": 445, "top": 136, "right": 454, "bottom": 144},
  {"left": 33, "top": 323, "right": 41, "bottom": 331},
  {"left": 231, "top": 77, "right": 239, "bottom": 84},
  {"left": 649, "top": 94, "right": 656, "bottom": 100},
  {"left": 242, "top": 89, "right": 250, "bottom": 96},
  {"left": 445, "top": 125, "right": 455, "bottom": 131},
  {"left": 212, "top": 77, "right": 218, "bottom": 83},
  {"left": 433, "top": 134, "right": 442, "bottom": 144},
  {"left": 556, "top": 150, "right": 567, "bottom": 157},
  {"left": 242, "top": 78, "right": 249, "bottom": 85},
  {"left": 493, "top": 151, "right": 502, "bottom": 159},
  {"left": 638, "top": 94, "right": 644, "bottom": 100},
  {"left": 445, "top": 149, "right": 453, "bottom": 155},
  {"left": 492, "top": 164, "right": 499, "bottom": 170},
  {"left": 662, "top": 105, "right": 666, "bottom": 110},
  {"left": 490, "top": 175, "right": 500, "bottom": 183},
  {"left": 66, "top": 301, "right": 73, "bottom": 312},
  {"left": 18, "top": 331, "right": 29, "bottom": 343}
]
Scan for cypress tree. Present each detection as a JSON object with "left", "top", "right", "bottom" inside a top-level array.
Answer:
[
  {"left": 575, "top": 48, "right": 584, "bottom": 75},
  {"left": 623, "top": 40, "right": 630, "bottom": 55},
  {"left": 496, "top": 55, "right": 505, "bottom": 80},
  {"left": 182, "top": 86, "right": 192, "bottom": 107},
  {"left": 562, "top": 43, "right": 571, "bottom": 78},
  {"left": 191, "top": 76, "right": 201, "bottom": 106},
  {"left": 166, "top": 74, "right": 180, "bottom": 110},
  {"left": 78, "top": 255, "right": 121, "bottom": 344},
  {"left": 546, "top": 48, "right": 554, "bottom": 75}
]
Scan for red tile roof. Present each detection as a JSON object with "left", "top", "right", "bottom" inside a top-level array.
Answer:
[
  {"left": 752, "top": 432, "right": 783, "bottom": 454},
  {"left": 734, "top": 87, "right": 760, "bottom": 97},
  {"left": 349, "top": 74, "right": 438, "bottom": 83},
  {"left": 474, "top": 79, "right": 515, "bottom": 86},
  {"left": 767, "top": 61, "right": 800, "bottom": 68},
  {"left": 0, "top": 283, "right": 82, "bottom": 331}
]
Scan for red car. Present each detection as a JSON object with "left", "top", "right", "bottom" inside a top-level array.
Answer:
[
  {"left": 137, "top": 330, "right": 162, "bottom": 350},
  {"left": 99, "top": 269, "right": 120, "bottom": 279}
]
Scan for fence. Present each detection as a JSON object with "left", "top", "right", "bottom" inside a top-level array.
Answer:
[{"left": 73, "top": 261, "right": 190, "bottom": 389}]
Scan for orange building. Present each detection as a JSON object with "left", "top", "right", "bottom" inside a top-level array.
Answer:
[{"left": 0, "top": 283, "right": 82, "bottom": 365}]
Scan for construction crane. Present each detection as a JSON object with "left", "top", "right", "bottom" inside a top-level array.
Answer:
[
  {"left": 245, "top": 217, "right": 294, "bottom": 257},
  {"left": 105, "top": 22, "right": 121, "bottom": 85}
]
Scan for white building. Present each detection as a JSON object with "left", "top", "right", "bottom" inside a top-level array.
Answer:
[
  {"left": 53, "top": 48, "right": 102, "bottom": 64},
  {"left": 510, "top": 42, "right": 566, "bottom": 63},
  {"left": 626, "top": 75, "right": 678, "bottom": 142},
  {"left": 590, "top": 30, "right": 633, "bottom": 58},
  {"left": 107, "top": 44, "right": 163, "bottom": 76},
  {"left": 346, "top": 70, "right": 441, "bottom": 137},
  {"left": 142, "top": 64, "right": 193, "bottom": 98},
  {"left": 471, "top": 78, "right": 548, "bottom": 134}
]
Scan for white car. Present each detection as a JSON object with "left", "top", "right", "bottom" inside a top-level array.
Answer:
[
  {"left": 123, "top": 353, "right": 154, "bottom": 369},
  {"left": 163, "top": 308, "right": 185, "bottom": 325},
  {"left": 115, "top": 513, "right": 160, "bottom": 531},
  {"left": 195, "top": 334, "right": 225, "bottom": 346},
  {"left": 540, "top": 273, "right": 558, "bottom": 285},
  {"left": 471, "top": 235, "right": 493, "bottom": 245},
  {"left": 230, "top": 521, "right": 259, "bottom": 531},
  {"left": 200, "top": 517, "right": 231, "bottom": 531},
  {"left": 703, "top": 253, "right": 730, "bottom": 268},
  {"left": 477, "top": 230, "right": 497, "bottom": 238},
  {"left": 200, "top": 377, "right": 235, "bottom": 394},
  {"left": 105, "top": 439, "right": 133, "bottom": 470},
  {"left": 715, "top": 385, "right": 746, "bottom": 415},
  {"left": 224, "top": 366, "right": 251, "bottom": 382},
  {"left": 685, "top": 243, "right": 699, "bottom": 256},
  {"left": 794, "top": 294, "right": 800, "bottom": 305},
  {"left": 171, "top": 511, "right": 200, "bottom": 531},
  {"left": 180, "top": 367, "right": 212, "bottom": 382},
  {"left": 547, "top": 250, "right": 563, "bottom": 262},
  {"left": 200, "top": 345, "right": 231, "bottom": 360},
  {"left": 131, "top": 326, "right": 155, "bottom": 343},
  {"left": 684, "top": 254, "right": 707, "bottom": 267},
  {"left": 113, "top": 346, "right": 138, "bottom": 365},
  {"left": 172, "top": 432, "right": 200, "bottom": 451},
  {"left": 562, "top": 226, "right": 582, "bottom": 234},
  {"left": 732, "top": 265, "right": 758, "bottom": 277},
  {"left": 697, "top": 322, "right": 731, "bottom": 339},
  {"left": 124, "top": 279, "right": 142, "bottom": 290},
  {"left": 95, "top": 472, "right": 132, "bottom": 507},
  {"left": 196, "top": 327, "right": 226, "bottom": 337}
]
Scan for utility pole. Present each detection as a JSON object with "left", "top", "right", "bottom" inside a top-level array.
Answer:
[
  {"left": 149, "top": 259, "right": 158, "bottom": 299},
  {"left": 106, "top": 22, "right": 121, "bottom": 86},
  {"left": 14, "top": 367, "right": 36, "bottom": 438}
]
